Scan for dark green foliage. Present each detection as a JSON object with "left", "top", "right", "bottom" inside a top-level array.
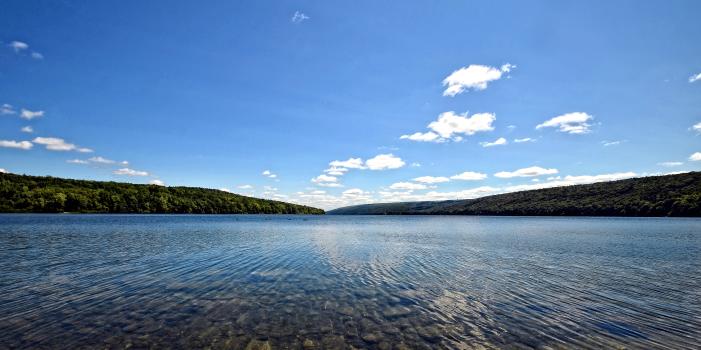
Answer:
[
  {"left": 329, "top": 172, "right": 701, "bottom": 217},
  {"left": 0, "top": 173, "right": 324, "bottom": 214}
]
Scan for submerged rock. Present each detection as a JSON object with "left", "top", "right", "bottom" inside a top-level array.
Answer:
[{"left": 244, "top": 339, "right": 272, "bottom": 350}]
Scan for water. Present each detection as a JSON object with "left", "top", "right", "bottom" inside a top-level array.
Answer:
[{"left": 0, "top": 215, "right": 699, "bottom": 350}]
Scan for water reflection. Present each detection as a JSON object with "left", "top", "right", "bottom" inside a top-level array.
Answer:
[{"left": 0, "top": 215, "right": 699, "bottom": 349}]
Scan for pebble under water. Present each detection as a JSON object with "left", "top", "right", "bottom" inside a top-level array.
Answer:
[{"left": 0, "top": 214, "right": 699, "bottom": 349}]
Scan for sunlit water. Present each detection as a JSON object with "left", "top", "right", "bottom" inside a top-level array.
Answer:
[{"left": 0, "top": 215, "right": 699, "bottom": 349}]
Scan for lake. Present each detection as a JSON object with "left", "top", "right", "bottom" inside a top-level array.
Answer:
[{"left": 0, "top": 214, "right": 699, "bottom": 349}]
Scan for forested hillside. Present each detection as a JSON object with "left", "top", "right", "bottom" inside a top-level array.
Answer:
[
  {"left": 329, "top": 172, "right": 701, "bottom": 217},
  {"left": 0, "top": 173, "right": 324, "bottom": 214}
]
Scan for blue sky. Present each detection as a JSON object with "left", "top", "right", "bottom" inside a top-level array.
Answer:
[{"left": 1, "top": 1, "right": 700, "bottom": 209}]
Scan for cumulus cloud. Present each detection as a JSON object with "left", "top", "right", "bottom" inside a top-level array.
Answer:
[
  {"left": 480, "top": 137, "right": 507, "bottom": 147},
  {"left": 689, "top": 152, "right": 701, "bottom": 161},
  {"left": 329, "top": 157, "right": 365, "bottom": 169},
  {"left": 32, "top": 137, "right": 91, "bottom": 152},
  {"left": 21, "top": 126, "right": 33, "bottom": 133},
  {"left": 9, "top": 41, "right": 28, "bottom": 52},
  {"left": 692, "top": 122, "right": 701, "bottom": 133},
  {"left": 0, "top": 168, "right": 6, "bottom": 173},
  {"left": 1, "top": 104, "right": 16, "bottom": 115},
  {"left": 365, "top": 153, "right": 405, "bottom": 170},
  {"left": 495, "top": 166, "right": 558, "bottom": 178},
  {"left": 402, "top": 111, "right": 495, "bottom": 143},
  {"left": 389, "top": 182, "right": 428, "bottom": 190},
  {"left": 262, "top": 170, "right": 277, "bottom": 178},
  {"left": 20, "top": 109, "right": 44, "bottom": 120},
  {"left": 291, "top": 11, "right": 310, "bottom": 23},
  {"left": 150, "top": 179, "right": 165, "bottom": 186},
  {"left": 442, "top": 63, "right": 514, "bottom": 96},
  {"left": 312, "top": 174, "right": 338, "bottom": 184},
  {"left": 657, "top": 161, "right": 683, "bottom": 167},
  {"left": 689, "top": 73, "right": 701, "bottom": 83},
  {"left": 450, "top": 171, "right": 488, "bottom": 181},
  {"left": 0, "top": 140, "right": 33, "bottom": 150},
  {"left": 317, "top": 182, "right": 343, "bottom": 188},
  {"left": 219, "top": 188, "right": 231, "bottom": 193},
  {"left": 513, "top": 137, "right": 535, "bottom": 143},
  {"left": 536, "top": 112, "right": 593, "bottom": 134},
  {"left": 413, "top": 176, "right": 450, "bottom": 184},
  {"left": 113, "top": 168, "right": 149, "bottom": 176},
  {"left": 237, "top": 184, "right": 253, "bottom": 189}
]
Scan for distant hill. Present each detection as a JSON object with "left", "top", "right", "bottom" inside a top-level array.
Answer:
[
  {"left": 0, "top": 173, "right": 324, "bottom": 214},
  {"left": 328, "top": 172, "right": 701, "bottom": 217}
]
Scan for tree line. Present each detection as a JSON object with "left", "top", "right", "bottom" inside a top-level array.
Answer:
[{"left": 0, "top": 173, "right": 324, "bottom": 214}]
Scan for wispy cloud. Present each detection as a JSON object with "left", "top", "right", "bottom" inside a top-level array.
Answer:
[
  {"left": 450, "top": 171, "right": 488, "bottom": 181},
  {"left": 601, "top": 140, "right": 626, "bottom": 147},
  {"left": 0, "top": 140, "right": 33, "bottom": 150},
  {"left": 149, "top": 179, "right": 165, "bottom": 186},
  {"left": 442, "top": 63, "right": 514, "bottom": 96},
  {"left": 689, "top": 152, "right": 701, "bottom": 161},
  {"left": 8, "top": 41, "right": 28, "bottom": 52},
  {"left": 495, "top": 166, "right": 558, "bottom": 178},
  {"left": 513, "top": 137, "right": 536, "bottom": 143},
  {"left": 389, "top": 182, "right": 429, "bottom": 190},
  {"left": 20, "top": 109, "right": 44, "bottom": 120},
  {"left": 262, "top": 170, "right": 277, "bottom": 178},
  {"left": 1, "top": 104, "right": 16, "bottom": 115},
  {"left": 480, "top": 137, "right": 507, "bottom": 147},
  {"left": 536, "top": 112, "right": 593, "bottom": 134},
  {"left": 237, "top": 184, "right": 253, "bottom": 189},
  {"left": 657, "top": 161, "right": 683, "bottom": 167},
  {"left": 20, "top": 126, "right": 33, "bottom": 133},
  {"left": 291, "top": 11, "right": 310, "bottom": 23},
  {"left": 67, "top": 159, "right": 89, "bottom": 164},
  {"left": 689, "top": 73, "right": 701, "bottom": 83},
  {"left": 413, "top": 176, "right": 450, "bottom": 184}
]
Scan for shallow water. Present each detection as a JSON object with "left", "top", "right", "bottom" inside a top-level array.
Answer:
[{"left": 0, "top": 214, "right": 699, "bottom": 349}]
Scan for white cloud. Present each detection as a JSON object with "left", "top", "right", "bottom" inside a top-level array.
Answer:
[
  {"left": 150, "top": 180, "right": 165, "bottom": 186},
  {"left": 1, "top": 104, "right": 16, "bottom": 115},
  {"left": 689, "top": 152, "right": 701, "bottom": 161},
  {"left": 657, "top": 161, "right": 683, "bottom": 167},
  {"left": 219, "top": 188, "right": 231, "bottom": 193},
  {"left": 602, "top": 140, "right": 625, "bottom": 147},
  {"left": 262, "top": 170, "right": 277, "bottom": 178},
  {"left": 536, "top": 112, "right": 593, "bottom": 134},
  {"left": 689, "top": 73, "right": 701, "bottom": 83},
  {"left": 329, "top": 157, "right": 365, "bottom": 169},
  {"left": 495, "top": 166, "right": 558, "bottom": 178},
  {"left": 450, "top": 171, "right": 488, "bottom": 181},
  {"left": 324, "top": 166, "right": 348, "bottom": 176},
  {"left": 413, "top": 176, "right": 450, "bottom": 184},
  {"left": 9, "top": 41, "right": 28, "bottom": 52},
  {"left": 400, "top": 131, "right": 442, "bottom": 142},
  {"left": 0, "top": 140, "right": 33, "bottom": 150},
  {"left": 513, "top": 137, "right": 535, "bottom": 143},
  {"left": 67, "top": 159, "right": 88, "bottom": 164},
  {"left": 480, "top": 137, "right": 507, "bottom": 147},
  {"left": 692, "top": 122, "right": 701, "bottom": 133},
  {"left": 113, "top": 168, "right": 149, "bottom": 176},
  {"left": 20, "top": 109, "right": 44, "bottom": 120},
  {"left": 312, "top": 174, "right": 338, "bottom": 183},
  {"left": 0, "top": 168, "right": 6, "bottom": 173},
  {"left": 291, "top": 11, "right": 310, "bottom": 23},
  {"left": 21, "top": 126, "right": 33, "bottom": 133},
  {"left": 442, "top": 63, "right": 514, "bottom": 96},
  {"left": 504, "top": 172, "right": 637, "bottom": 192},
  {"left": 237, "top": 184, "right": 253, "bottom": 189},
  {"left": 32, "top": 137, "right": 89, "bottom": 152},
  {"left": 403, "top": 111, "right": 496, "bottom": 143},
  {"left": 411, "top": 162, "right": 421, "bottom": 167},
  {"left": 89, "top": 156, "right": 115, "bottom": 164},
  {"left": 317, "top": 182, "right": 343, "bottom": 188},
  {"left": 365, "top": 153, "right": 405, "bottom": 170},
  {"left": 389, "top": 182, "right": 428, "bottom": 190},
  {"left": 31, "top": 52, "right": 43, "bottom": 60}
]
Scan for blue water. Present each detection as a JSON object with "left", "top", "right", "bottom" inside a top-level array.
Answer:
[{"left": 0, "top": 214, "right": 699, "bottom": 349}]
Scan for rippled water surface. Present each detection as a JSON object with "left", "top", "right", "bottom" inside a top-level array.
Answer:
[{"left": 1, "top": 215, "right": 700, "bottom": 349}]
